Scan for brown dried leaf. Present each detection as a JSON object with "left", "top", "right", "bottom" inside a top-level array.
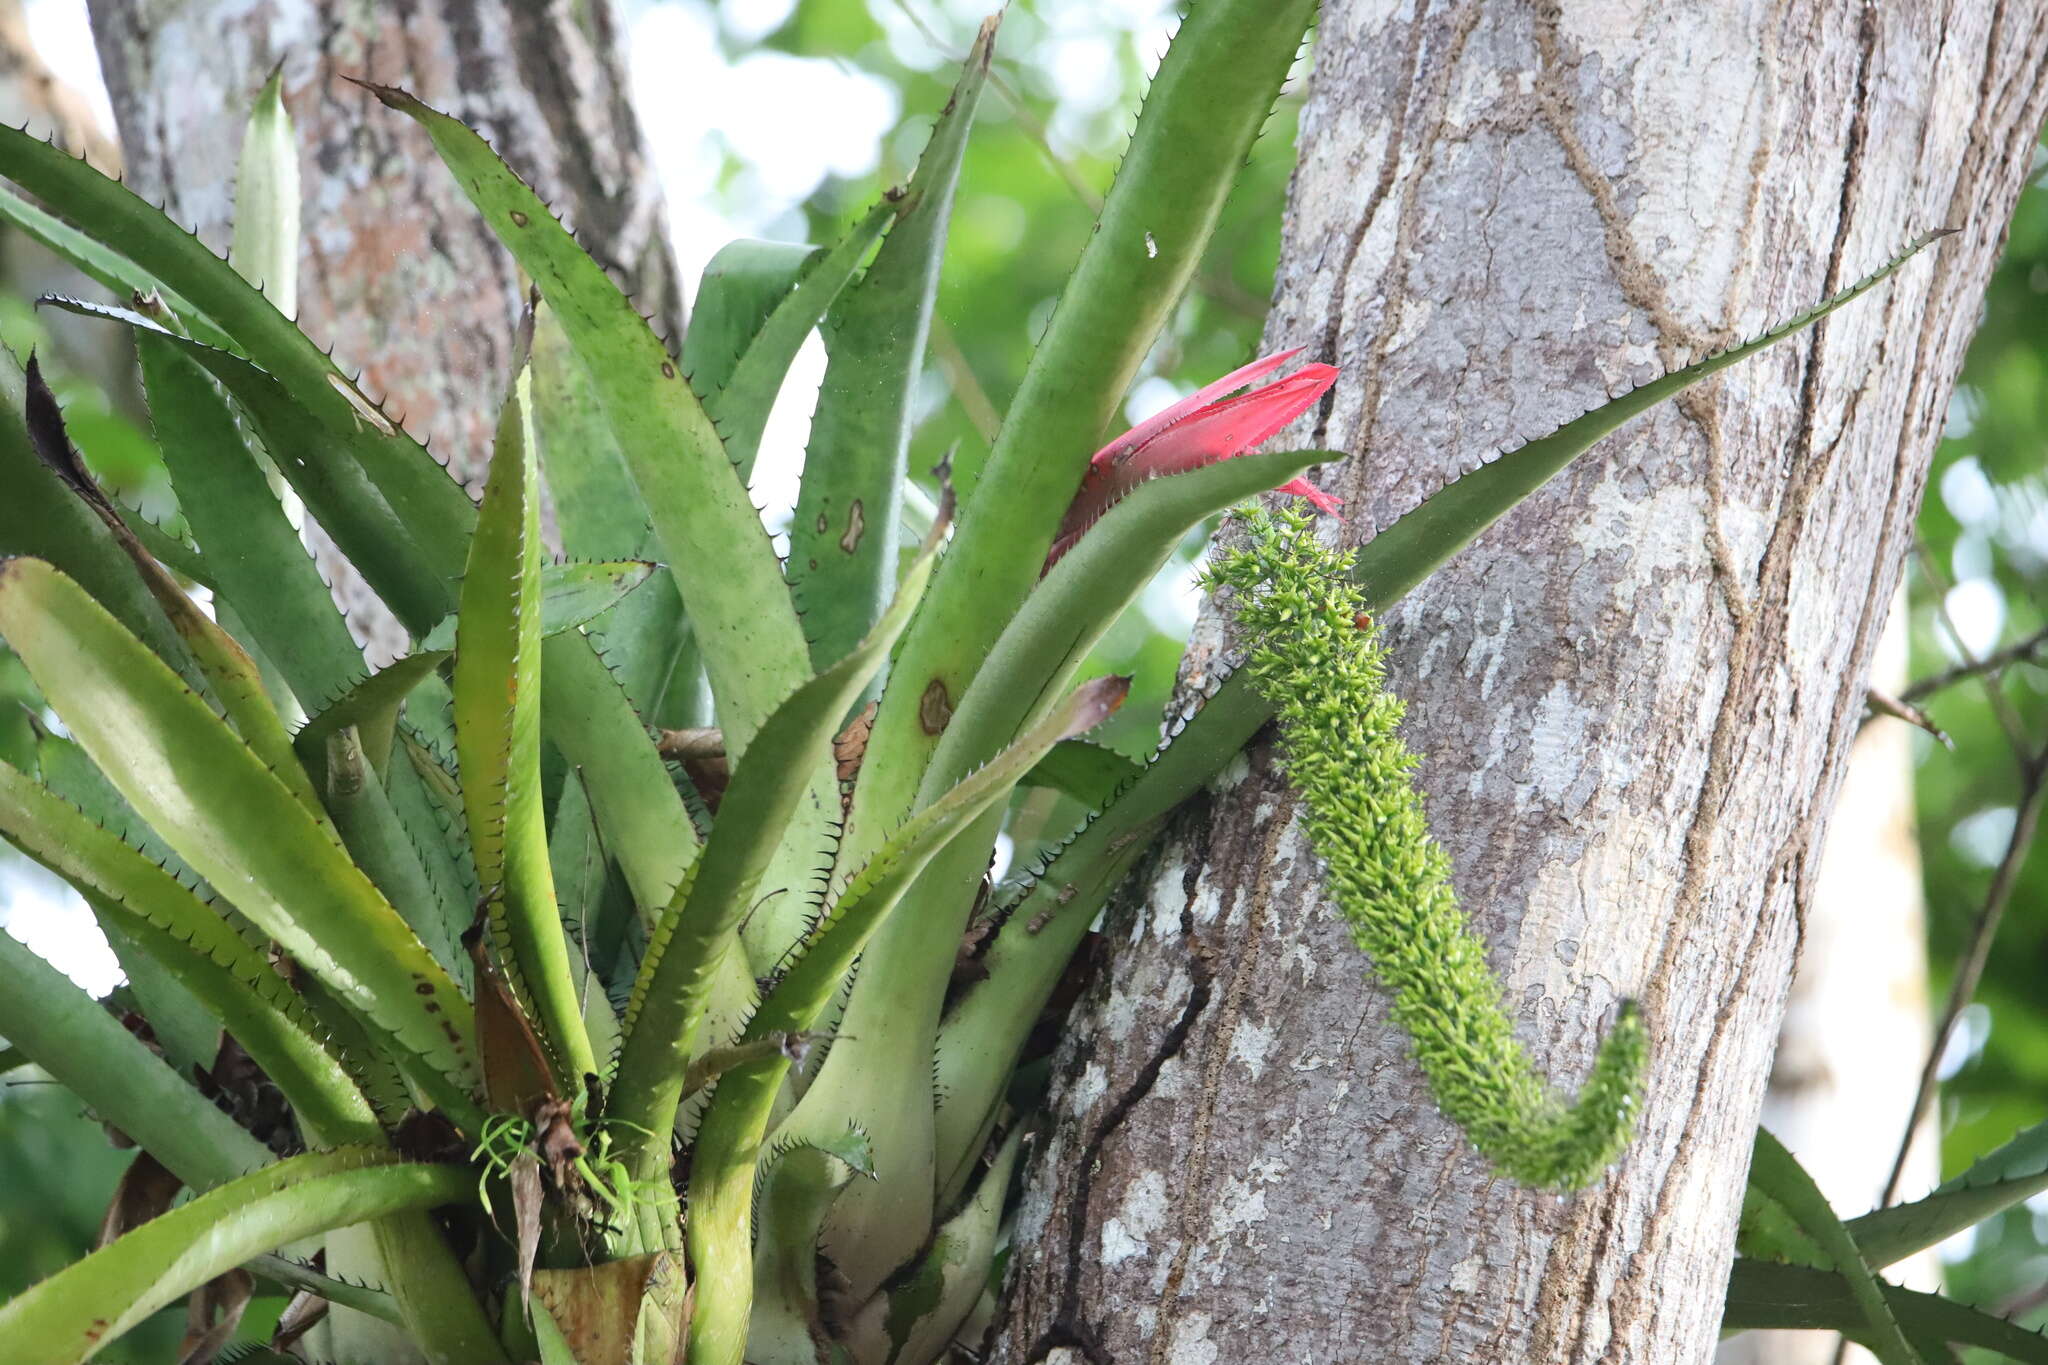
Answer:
[
  {"left": 270, "top": 1287, "right": 329, "bottom": 1353},
  {"left": 176, "top": 1267, "right": 253, "bottom": 1365},
  {"left": 512, "top": 1148, "right": 543, "bottom": 1316},
  {"left": 98, "top": 1148, "right": 183, "bottom": 1247},
  {"left": 531, "top": 1252, "right": 684, "bottom": 1365},
  {"left": 530, "top": 1094, "right": 584, "bottom": 1190},
  {"left": 467, "top": 918, "right": 560, "bottom": 1114},
  {"left": 393, "top": 1106, "right": 467, "bottom": 1164}
]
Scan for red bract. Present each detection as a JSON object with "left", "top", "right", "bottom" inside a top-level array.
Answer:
[{"left": 1046, "top": 347, "right": 1340, "bottom": 569}]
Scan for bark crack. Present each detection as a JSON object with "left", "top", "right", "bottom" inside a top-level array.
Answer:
[
  {"left": 1310, "top": 0, "right": 1429, "bottom": 447},
  {"left": 1530, "top": 5, "right": 1754, "bottom": 622},
  {"left": 1143, "top": 807, "right": 1289, "bottom": 1365},
  {"left": 1012, "top": 818, "right": 1219, "bottom": 1365},
  {"left": 1324, "top": 1, "right": 1481, "bottom": 498},
  {"left": 1599, "top": 8, "right": 1885, "bottom": 1357}
]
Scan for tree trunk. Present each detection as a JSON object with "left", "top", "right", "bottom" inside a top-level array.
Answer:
[
  {"left": 87, "top": 0, "right": 683, "bottom": 661},
  {"left": 1718, "top": 597, "right": 1940, "bottom": 1365},
  {"left": 996, "top": 4, "right": 2047, "bottom": 1363}
]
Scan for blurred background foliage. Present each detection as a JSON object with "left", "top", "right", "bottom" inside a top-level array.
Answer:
[
  {"left": 0, "top": 0, "right": 2040, "bottom": 1355},
  {"left": 1911, "top": 138, "right": 2048, "bottom": 1324}
]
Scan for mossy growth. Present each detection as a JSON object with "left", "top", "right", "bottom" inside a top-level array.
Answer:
[{"left": 1205, "top": 506, "right": 1645, "bottom": 1190}]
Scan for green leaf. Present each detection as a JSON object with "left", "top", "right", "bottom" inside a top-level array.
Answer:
[
  {"left": 1022, "top": 740, "right": 1144, "bottom": 808},
  {"left": 532, "top": 302, "right": 702, "bottom": 731},
  {"left": 789, "top": 19, "right": 993, "bottom": 668},
  {"left": 321, "top": 725, "right": 471, "bottom": 981},
  {"left": 539, "top": 634, "right": 700, "bottom": 916},
  {"left": 137, "top": 332, "right": 361, "bottom": 707},
  {"left": 21, "top": 347, "right": 334, "bottom": 827},
  {"left": 42, "top": 297, "right": 465, "bottom": 633},
  {"left": 244, "top": 1254, "right": 402, "bottom": 1323},
  {"left": 1736, "top": 1171, "right": 1828, "bottom": 1268},
  {"left": 931, "top": 446, "right": 1325, "bottom": 800},
  {"left": 364, "top": 81, "right": 810, "bottom": 755},
  {"left": 296, "top": 651, "right": 451, "bottom": 764},
  {"left": 454, "top": 361, "right": 596, "bottom": 1085},
  {"left": 1351, "top": 231, "right": 1952, "bottom": 610},
  {"left": 707, "top": 201, "right": 894, "bottom": 483},
  {"left": 0, "top": 755, "right": 382, "bottom": 1146},
  {"left": 0, "top": 558, "right": 484, "bottom": 1125},
  {"left": 90, "top": 905, "right": 219, "bottom": 1075},
  {"left": 932, "top": 805, "right": 1159, "bottom": 1205},
  {"left": 846, "top": 1125, "right": 1022, "bottom": 1365},
  {"left": 842, "top": 0, "right": 1320, "bottom": 889},
  {"left": 1844, "top": 1114, "right": 2048, "bottom": 1270},
  {"left": 33, "top": 728, "right": 219, "bottom": 1074},
  {"left": 824, "top": 447, "right": 1322, "bottom": 1237},
  {"left": 420, "top": 558, "right": 657, "bottom": 650},
  {"left": 0, "top": 179, "right": 237, "bottom": 350},
  {"left": 689, "top": 675, "right": 1128, "bottom": 1358},
  {"left": 0, "top": 1149, "right": 482, "bottom": 1365},
  {"left": 681, "top": 239, "right": 816, "bottom": 399},
  {"left": 0, "top": 124, "right": 462, "bottom": 541},
  {"left": 1723, "top": 1260, "right": 2048, "bottom": 1362},
  {"left": 0, "top": 342, "right": 199, "bottom": 682},
  {"left": 1022, "top": 237, "right": 1960, "bottom": 1029},
  {"left": 608, "top": 514, "right": 950, "bottom": 1185},
  {"left": 230, "top": 64, "right": 299, "bottom": 319},
  {"left": 0, "top": 926, "right": 272, "bottom": 1190},
  {"left": 1746, "top": 1129, "right": 1927, "bottom": 1365},
  {"left": 748, "top": 1126, "right": 879, "bottom": 1362},
  {"left": 65, "top": 303, "right": 703, "bottom": 936}
]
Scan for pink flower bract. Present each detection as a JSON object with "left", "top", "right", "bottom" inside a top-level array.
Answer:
[{"left": 1046, "top": 347, "right": 1340, "bottom": 569}]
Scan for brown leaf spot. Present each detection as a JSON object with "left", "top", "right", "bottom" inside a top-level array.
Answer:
[
  {"left": 509, "top": 209, "right": 530, "bottom": 228},
  {"left": 839, "top": 498, "right": 865, "bottom": 554},
  {"left": 919, "top": 678, "right": 953, "bottom": 735},
  {"left": 660, "top": 360, "right": 677, "bottom": 379}
]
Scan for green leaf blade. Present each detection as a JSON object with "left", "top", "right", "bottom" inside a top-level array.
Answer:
[
  {"left": 454, "top": 365, "right": 596, "bottom": 1085},
  {"left": 367, "top": 82, "right": 810, "bottom": 755},
  {"left": 609, "top": 518, "right": 948, "bottom": 1185},
  {"left": 0, "top": 756, "right": 382, "bottom": 1146},
  {"left": 0, "top": 926, "right": 272, "bottom": 1192},
  {"left": 708, "top": 201, "right": 893, "bottom": 484},
  {"left": 1352, "top": 232, "right": 1952, "bottom": 609},
  {"left": 0, "top": 558, "right": 483, "bottom": 1124},
  {"left": 686, "top": 674, "right": 1127, "bottom": 1361},
  {"left": 0, "top": 1150, "right": 480, "bottom": 1365},
  {"left": 786, "top": 20, "right": 994, "bottom": 667},
  {"left": 843, "top": 0, "right": 1321, "bottom": 885},
  {"left": 136, "top": 332, "right": 362, "bottom": 708},
  {"left": 1746, "top": 1129, "right": 1929, "bottom": 1365}
]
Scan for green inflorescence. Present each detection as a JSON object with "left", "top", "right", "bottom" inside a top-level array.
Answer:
[{"left": 1205, "top": 506, "right": 1646, "bottom": 1190}]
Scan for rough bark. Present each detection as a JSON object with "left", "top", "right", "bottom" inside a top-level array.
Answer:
[
  {"left": 87, "top": 0, "right": 683, "bottom": 660},
  {"left": 1719, "top": 598, "right": 1939, "bottom": 1365},
  {"left": 997, "top": 4, "right": 2048, "bottom": 1363}
]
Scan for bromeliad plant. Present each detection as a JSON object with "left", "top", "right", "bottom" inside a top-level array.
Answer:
[{"left": 0, "top": 5, "right": 1973, "bottom": 1364}]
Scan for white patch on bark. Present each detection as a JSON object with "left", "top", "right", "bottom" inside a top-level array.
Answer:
[
  {"left": 1102, "top": 1169, "right": 1170, "bottom": 1267},
  {"left": 1229, "top": 1016, "right": 1278, "bottom": 1080},
  {"left": 1073, "top": 1062, "right": 1109, "bottom": 1113},
  {"left": 1167, "top": 1313, "right": 1220, "bottom": 1365}
]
